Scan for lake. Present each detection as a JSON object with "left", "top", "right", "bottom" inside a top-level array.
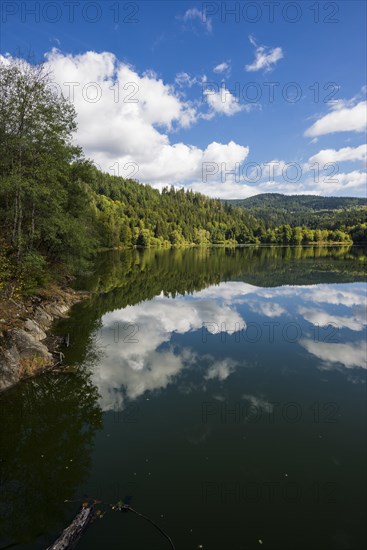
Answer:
[{"left": 1, "top": 246, "right": 366, "bottom": 550}]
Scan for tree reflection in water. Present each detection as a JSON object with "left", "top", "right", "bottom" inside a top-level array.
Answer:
[{"left": 0, "top": 368, "right": 102, "bottom": 546}]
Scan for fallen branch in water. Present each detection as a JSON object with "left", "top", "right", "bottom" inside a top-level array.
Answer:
[
  {"left": 46, "top": 504, "right": 96, "bottom": 550},
  {"left": 46, "top": 498, "right": 176, "bottom": 550}
]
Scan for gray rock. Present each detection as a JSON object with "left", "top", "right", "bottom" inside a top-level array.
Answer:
[
  {"left": 24, "top": 319, "right": 47, "bottom": 341},
  {"left": 0, "top": 344, "right": 21, "bottom": 390},
  {"left": 33, "top": 307, "right": 53, "bottom": 329},
  {"left": 0, "top": 295, "right": 76, "bottom": 392},
  {"left": 43, "top": 302, "right": 69, "bottom": 318},
  {"left": 12, "top": 329, "right": 52, "bottom": 360}
]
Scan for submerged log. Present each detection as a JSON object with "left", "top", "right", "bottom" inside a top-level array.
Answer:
[{"left": 46, "top": 505, "right": 96, "bottom": 550}]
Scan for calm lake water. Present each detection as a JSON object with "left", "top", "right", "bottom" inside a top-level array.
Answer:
[{"left": 1, "top": 246, "right": 366, "bottom": 550}]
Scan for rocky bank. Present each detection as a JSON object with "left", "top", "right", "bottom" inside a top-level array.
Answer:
[{"left": 0, "top": 287, "right": 90, "bottom": 392}]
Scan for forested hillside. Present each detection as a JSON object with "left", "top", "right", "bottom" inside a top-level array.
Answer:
[
  {"left": 228, "top": 193, "right": 367, "bottom": 231},
  {"left": 230, "top": 193, "right": 366, "bottom": 210},
  {"left": 87, "top": 167, "right": 261, "bottom": 248},
  {"left": 0, "top": 59, "right": 366, "bottom": 295}
]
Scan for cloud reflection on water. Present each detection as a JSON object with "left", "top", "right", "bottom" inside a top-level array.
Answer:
[{"left": 90, "top": 281, "right": 366, "bottom": 411}]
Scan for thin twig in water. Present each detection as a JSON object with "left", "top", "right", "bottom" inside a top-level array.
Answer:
[{"left": 124, "top": 505, "right": 176, "bottom": 550}]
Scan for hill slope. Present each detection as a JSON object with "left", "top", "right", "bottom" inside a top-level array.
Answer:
[
  {"left": 226, "top": 193, "right": 367, "bottom": 229},
  {"left": 227, "top": 193, "right": 367, "bottom": 210}
]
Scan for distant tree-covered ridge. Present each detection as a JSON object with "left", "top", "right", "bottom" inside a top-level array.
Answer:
[
  {"left": 0, "top": 59, "right": 366, "bottom": 295},
  {"left": 229, "top": 193, "right": 366, "bottom": 210},
  {"left": 227, "top": 193, "right": 367, "bottom": 233}
]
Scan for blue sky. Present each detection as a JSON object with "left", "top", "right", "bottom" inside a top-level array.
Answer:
[{"left": 1, "top": 0, "right": 366, "bottom": 198}]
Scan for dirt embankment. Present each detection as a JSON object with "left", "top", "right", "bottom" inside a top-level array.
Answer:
[{"left": 0, "top": 286, "right": 90, "bottom": 392}]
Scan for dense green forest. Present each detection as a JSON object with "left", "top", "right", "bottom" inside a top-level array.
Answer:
[
  {"left": 230, "top": 193, "right": 366, "bottom": 211},
  {"left": 228, "top": 193, "right": 367, "bottom": 234},
  {"left": 0, "top": 59, "right": 366, "bottom": 294}
]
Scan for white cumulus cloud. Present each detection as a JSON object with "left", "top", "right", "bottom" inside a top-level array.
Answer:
[
  {"left": 305, "top": 100, "right": 367, "bottom": 137},
  {"left": 40, "top": 49, "right": 250, "bottom": 187},
  {"left": 204, "top": 86, "right": 246, "bottom": 116},
  {"left": 308, "top": 144, "right": 367, "bottom": 166}
]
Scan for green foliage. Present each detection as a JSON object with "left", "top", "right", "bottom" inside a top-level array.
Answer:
[
  {"left": 86, "top": 172, "right": 263, "bottom": 248},
  {"left": 229, "top": 193, "right": 366, "bottom": 217},
  {"left": 349, "top": 223, "right": 367, "bottom": 243},
  {"left": 0, "top": 58, "right": 97, "bottom": 292},
  {"left": 259, "top": 225, "right": 352, "bottom": 245},
  {"left": 18, "top": 251, "right": 48, "bottom": 294},
  {"left": 228, "top": 193, "right": 367, "bottom": 234}
]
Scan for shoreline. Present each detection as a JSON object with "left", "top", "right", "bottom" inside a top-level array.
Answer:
[
  {"left": 0, "top": 286, "right": 91, "bottom": 394},
  {"left": 101, "top": 241, "right": 356, "bottom": 251}
]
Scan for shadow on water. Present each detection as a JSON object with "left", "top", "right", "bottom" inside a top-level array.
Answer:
[{"left": 0, "top": 369, "right": 102, "bottom": 548}]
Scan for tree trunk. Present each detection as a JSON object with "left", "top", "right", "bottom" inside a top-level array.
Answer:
[
  {"left": 46, "top": 505, "right": 96, "bottom": 550},
  {"left": 16, "top": 195, "right": 22, "bottom": 262},
  {"left": 30, "top": 197, "right": 35, "bottom": 251},
  {"left": 12, "top": 190, "right": 18, "bottom": 245}
]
